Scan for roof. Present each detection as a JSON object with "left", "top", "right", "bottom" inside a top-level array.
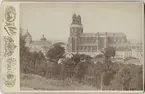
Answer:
[
  {"left": 54, "top": 42, "right": 66, "bottom": 45},
  {"left": 30, "top": 40, "right": 52, "bottom": 46},
  {"left": 112, "top": 42, "right": 131, "bottom": 47},
  {"left": 25, "top": 31, "right": 32, "bottom": 38},
  {"left": 106, "top": 32, "right": 126, "bottom": 36},
  {"left": 20, "top": 28, "right": 32, "bottom": 38},
  {"left": 80, "top": 32, "right": 125, "bottom": 37},
  {"left": 81, "top": 33, "right": 96, "bottom": 37},
  {"left": 116, "top": 47, "right": 131, "bottom": 51}
]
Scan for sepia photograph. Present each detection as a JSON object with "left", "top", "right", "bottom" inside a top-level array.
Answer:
[{"left": 19, "top": 2, "right": 143, "bottom": 91}]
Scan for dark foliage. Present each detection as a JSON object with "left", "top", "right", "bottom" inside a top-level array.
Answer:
[
  {"left": 20, "top": 39, "right": 143, "bottom": 90},
  {"left": 46, "top": 43, "right": 65, "bottom": 61},
  {"left": 103, "top": 46, "right": 116, "bottom": 58},
  {"left": 106, "top": 64, "right": 143, "bottom": 90}
]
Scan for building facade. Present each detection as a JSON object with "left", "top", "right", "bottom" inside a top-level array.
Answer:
[
  {"left": 20, "top": 28, "right": 52, "bottom": 56},
  {"left": 67, "top": 14, "right": 128, "bottom": 56}
]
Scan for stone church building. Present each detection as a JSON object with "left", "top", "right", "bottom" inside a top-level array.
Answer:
[{"left": 67, "top": 14, "right": 128, "bottom": 56}]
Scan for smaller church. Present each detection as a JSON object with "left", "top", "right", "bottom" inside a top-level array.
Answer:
[{"left": 20, "top": 28, "right": 52, "bottom": 56}]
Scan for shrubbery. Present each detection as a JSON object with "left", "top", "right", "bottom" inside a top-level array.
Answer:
[{"left": 20, "top": 36, "right": 143, "bottom": 90}]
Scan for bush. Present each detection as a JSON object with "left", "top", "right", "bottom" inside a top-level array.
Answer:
[
  {"left": 124, "top": 57, "right": 138, "bottom": 61},
  {"left": 95, "top": 54, "right": 104, "bottom": 58},
  {"left": 106, "top": 64, "right": 143, "bottom": 90}
]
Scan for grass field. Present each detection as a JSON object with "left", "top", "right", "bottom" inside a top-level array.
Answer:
[{"left": 20, "top": 73, "right": 98, "bottom": 90}]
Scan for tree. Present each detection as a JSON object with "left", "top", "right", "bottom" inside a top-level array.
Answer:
[
  {"left": 46, "top": 43, "right": 65, "bottom": 61},
  {"left": 100, "top": 46, "right": 116, "bottom": 90},
  {"left": 108, "top": 66, "right": 131, "bottom": 90},
  {"left": 29, "top": 51, "right": 46, "bottom": 69},
  {"left": 120, "top": 66, "right": 131, "bottom": 90},
  {"left": 103, "top": 46, "right": 116, "bottom": 59},
  {"left": 20, "top": 33, "right": 47, "bottom": 74},
  {"left": 20, "top": 35, "right": 29, "bottom": 62},
  {"left": 20, "top": 35, "right": 30, "bottom": 73},
  {"left": 129, "top": 65, "right": 143, "bottom": 90},
  {"left": 108, "top": 64, "right": 143, "bottom": 90}
]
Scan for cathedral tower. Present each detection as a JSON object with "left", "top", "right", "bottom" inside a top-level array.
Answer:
[
  {"left": 70, "top": 13, "right": 83, "bottom": 37},
  {"left": 68, "top": 13, "right": 83, "bottom": 53}
]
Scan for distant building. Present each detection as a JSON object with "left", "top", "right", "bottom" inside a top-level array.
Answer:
[
  {"left": 114, "top": 48, "right": 132, "bottom": 59},
  {"left": 114, "top": 42, "right": 142, "bottom": 59},
  {"left": 20, "top": 28, "right": 52, "bottom": 56},
  {"left": 67, "top": 14, "right": 128, "bottom": 56}
]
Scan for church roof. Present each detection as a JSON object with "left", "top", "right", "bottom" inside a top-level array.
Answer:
[
  {"left": 112, "top": 41, "right": 130, "bottom": 46},
  {"left": 81, "top": 33, "right": 96, "bottom": 37},
  {"left": 106, "top": 32, "right": 125, "bottom": 36},
  {"left": 80, "top": 32, "right": 125, "bottom": 37}
]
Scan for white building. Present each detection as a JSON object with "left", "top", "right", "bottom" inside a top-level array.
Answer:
[{"left": 114, "top": 48, "right": 142, "bottom": 60}]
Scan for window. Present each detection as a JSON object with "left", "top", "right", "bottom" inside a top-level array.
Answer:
[
  {"left": 81, "top": 46, "right": 83, "bottom": 50},
  {"left": 88, "top": 46, "right": 91, "bottom": 50},
  {"left": 93, "top": 46, "right": 96, "bottom": 51},
  {"left": 84, "top": 46, "right": 87, "bottom": 50}
]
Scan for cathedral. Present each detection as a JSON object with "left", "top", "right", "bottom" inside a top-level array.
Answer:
[
  {"left": 20, "top": 14, "right": 142, "bottom": 60},
  {"left": 67, "top": 14, "right": 129, "bottom": 56}
]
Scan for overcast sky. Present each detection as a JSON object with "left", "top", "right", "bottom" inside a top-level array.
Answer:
[{"left": 20, "top": 2, "right": 143, "bottom": 43}]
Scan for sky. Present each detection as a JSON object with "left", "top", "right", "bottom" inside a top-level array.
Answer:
[{"left": 20, "top": 2, "right": 143, "bottom": 43}]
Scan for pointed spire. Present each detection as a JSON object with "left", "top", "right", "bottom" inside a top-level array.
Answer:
[
  {"left": 78, "top": 15, "right": 81, "bottom": 19},
  {"left": 77, "top": 15, "right": 82, "bottom": 25},
  {"left": 72, "top": 13, "right": 77, "bottom": 18},
  {"left": 25, "top": 29, "right": 32, "bottom": 38},
  {"left": 72, "top": 13, "right": 77, "bottom": 24}
]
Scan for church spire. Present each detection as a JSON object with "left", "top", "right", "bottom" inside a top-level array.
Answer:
[{"left": 72, "top": 13, "right": 77, "bottom": 24}]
